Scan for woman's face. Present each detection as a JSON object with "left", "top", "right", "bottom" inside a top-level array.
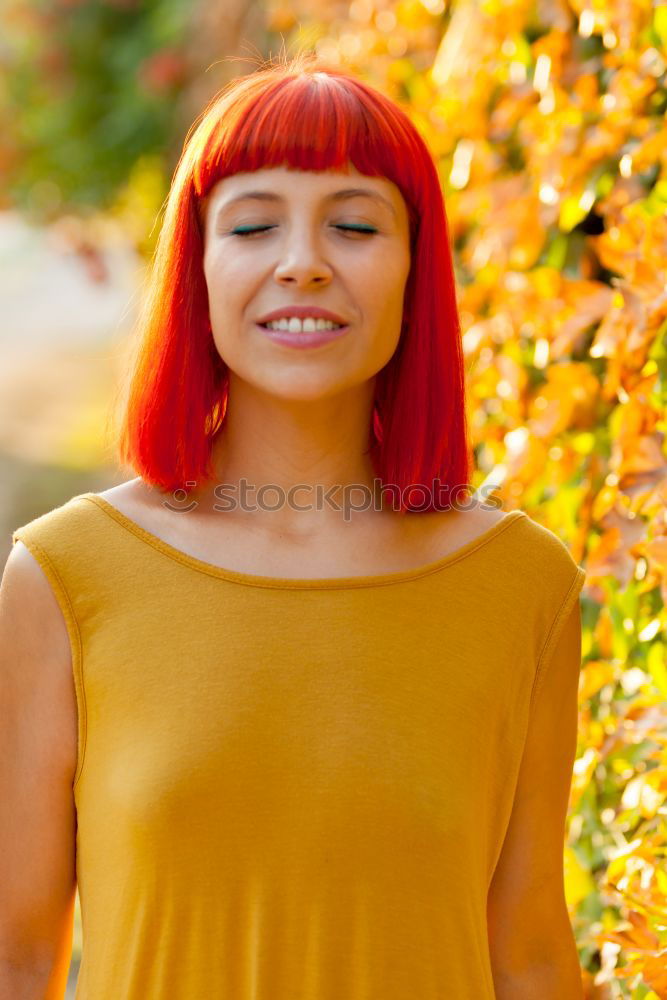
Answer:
[{"left": 201, "top": 164, "right": 411, "bottom": 402}]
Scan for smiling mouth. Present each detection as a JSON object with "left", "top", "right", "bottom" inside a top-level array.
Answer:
[
  {"left": 256, "top": 321, "right": 351, "bottom": 348},
  {"left": 257, "top": 322, "right": 348, "bottom": 331}
]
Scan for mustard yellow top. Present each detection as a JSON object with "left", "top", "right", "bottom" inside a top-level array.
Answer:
[{"left": 12, "top": 492, "right": 586, "bottom": 1000}]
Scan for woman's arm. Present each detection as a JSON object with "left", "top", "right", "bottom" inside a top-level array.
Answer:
[
  {"left": 0, "top": 543, "right": 78, "bottom": 999},
  {"left": 487, "top": 599, "right": 585, "bottom": 1000}
]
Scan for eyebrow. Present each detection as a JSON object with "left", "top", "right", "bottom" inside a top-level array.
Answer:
[{"left": 215, "top": 187, "right": 397, "bottom": 220}]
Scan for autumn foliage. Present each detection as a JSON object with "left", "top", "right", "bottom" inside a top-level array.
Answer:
[{"left": 3, "top": 0, "right": 667, "bottom": 995}]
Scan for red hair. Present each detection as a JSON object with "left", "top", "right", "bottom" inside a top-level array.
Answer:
[{"left": 113, "top": 53, "right": 474, "bottom": 513}]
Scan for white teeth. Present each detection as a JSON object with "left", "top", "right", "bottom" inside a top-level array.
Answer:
[{"left": 264, "top": 317, "right": 344, "bottom": 332}]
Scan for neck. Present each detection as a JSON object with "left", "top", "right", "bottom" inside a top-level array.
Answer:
[{"left": 196, "top": 377, "right": 386, "bottom": 535}]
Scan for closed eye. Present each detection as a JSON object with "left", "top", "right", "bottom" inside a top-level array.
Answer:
[
  {"left": 336, "top": 225, "right": 378, "bottom": 236},
  {"left": 230, "top": 224, "right": 378, "bottom": 238}
]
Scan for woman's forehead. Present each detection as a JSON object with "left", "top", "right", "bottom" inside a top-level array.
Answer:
[{"left": 204, "top": 164, "right": 403, "bottom": 213}]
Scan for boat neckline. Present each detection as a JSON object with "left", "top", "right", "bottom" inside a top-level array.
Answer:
[{"left": 78, "top": 493, "right": 527, "bottom": 590}]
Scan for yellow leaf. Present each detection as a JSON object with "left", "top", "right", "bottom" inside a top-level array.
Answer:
[{"left": 563, "top": 846, "right": 595, "bottom": 908}]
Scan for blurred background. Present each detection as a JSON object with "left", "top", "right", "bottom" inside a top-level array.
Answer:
[{"left": 1, "top": 0, "right": 666, "bottom": 997}]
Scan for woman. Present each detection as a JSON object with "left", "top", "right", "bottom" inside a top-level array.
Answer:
[{"left": 1, "top": 55, "right": 586, "bottom": 999}]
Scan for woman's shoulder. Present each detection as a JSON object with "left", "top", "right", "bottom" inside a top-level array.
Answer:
[
  {"left": 510, "top": 506, "right": 585, "bottom": 575},
  {"left": 430, "top": 499, "right": 585, "bottom": 595},
  {"left": 491, "top": 504, "right": 586, "bottom": 607},
  {"left": 95, "top": 476, "right": 156, "bottom": 510},
  {"left": 10, "top": 479, "right": 150, "bottom": 574},
  {"left": 12, "top": 488, "right": 100, "bottom": 547},
  {"left": 12, "top": 477, "right": 146, "bottom": 534}
]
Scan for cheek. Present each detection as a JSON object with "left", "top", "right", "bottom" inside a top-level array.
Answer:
[
  {"left": 355, "top": 243, "right": 410, "bottom": 296},
  {"left": 360, "top": 266, "right": 409, "bottom": 320},
  {"left": 203, "top": 248, "right": 251, "bottom": 299},
  {"left": 209, "top": 322, "right": 242, "bottom": 373}
]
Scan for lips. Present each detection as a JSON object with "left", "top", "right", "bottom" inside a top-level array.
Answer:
[
  {"left": 256, "top": 305, "right": 348, "bottom": 325},
  {"left": 259, "top": 322, "right": 351, "bottom": 349}
]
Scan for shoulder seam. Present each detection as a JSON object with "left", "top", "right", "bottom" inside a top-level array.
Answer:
[
  {"left": 530, "top": 563, "right": 586, "bottom": 710},
  {"left": 12, "top": 531, "right": 87, "bottom": 792}
]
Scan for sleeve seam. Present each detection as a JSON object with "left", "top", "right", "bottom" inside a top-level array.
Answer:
[
  {"left": 12, "top": 531, "right": 87, "bottom": 793},
  {"left": 529, "top": 564, "right": 586, "bottom": 712}
]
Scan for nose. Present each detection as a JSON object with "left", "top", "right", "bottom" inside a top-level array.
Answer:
[{"left": 273, "top": 227, "right": 333, "bottom": 287}]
